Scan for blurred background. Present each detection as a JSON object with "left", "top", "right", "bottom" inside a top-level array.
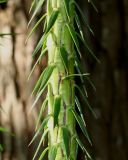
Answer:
[{"left": 0, "top": 0, "right": 128, "bottom": 160}]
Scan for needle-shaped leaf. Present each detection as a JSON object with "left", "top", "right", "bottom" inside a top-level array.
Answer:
[
  {"left": 63, "top": 73, "right": 90, "bottom": 80},
  {"left": 75, "top": 134, "right": 92, "bottom": 159},
  {"left": 60, "top": 47, "right": 68, "bottom": 73},
  {"left": 63, "top": 0, "right": 70, "bottom": 21},
  {"left": 70, "top": 108, "right": 92, "bottom": 145},
  {"left": 62, "top": 127, "right": 70, "bottom": 158},
  {"left": 75, "top": 12, "right": 85, "bottom": 41},
  {"left": 38, "top": 147, "right": 49, "bottom": 160},
  {"left": 88, "top": 0, "right": 98, "bottom": 13},
  {"left": 28, "top": 47, "right": 48, "bottom": 80},
  {"left": 73, "top": 1, "right": 94, "bottom": 36},
  {"left": 28, "top": 0, "right": 46, "bottom": 26},
  {"left": 29, "top": 0, "right": 35, "bottom": 13},
  {"left": 75, "top": 60, "right": 88, "bottom": 97},
  {"left": 32, "top": 34, "right": 47, "bottom": 57},
  {"left": 30, "top": 83, "right": 47, "bottom": 113},
  {"left": 75, "top": 96, "right": 86, "bottom": 126},
  {"left": 45, "top": 9, "right": 59, "bottom": 34},
  {"left": 31, "top": 67, "right": 47, "bottom": 95},
  {"left": 32, "top": 128, "right": 49, "bottom": 160},
  {"left": 74, "top": 84, "right": 97, "bottom": 118},
  {"left": 29, "top": 115, "right": 51, "bottom": 146},
  {"left": 35, "top": 99, "right": 48, "bottom": 130},
  {"left": 66, "top": 24, "right": 82, "bottom": 58},
  {"left": 76, "top": 33, "right": 100, "bottom": 63},
  {"left": 26, "top": 13, "right": 47, "bottom": 43},
  {"left": 53, "top": 95, "right": 61, "bottom": 127},
  {"left": 37, "top": 64, "right": 56, "bottom": 94},
  {"left": 49, "top": 145, "right": 58, "bottom": 160},
  {"left": 32, "top": 64, "right": 55, "bottom": 95}
]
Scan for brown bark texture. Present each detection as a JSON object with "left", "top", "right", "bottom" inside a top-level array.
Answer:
[
  {"left": 78, "top": 0, "right": 128, "bottom": 160},
  {"left": 0, "top": 0, "right": 45, "bottom": 160}
]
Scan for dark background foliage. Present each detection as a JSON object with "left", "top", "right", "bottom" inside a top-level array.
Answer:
[{"left": 0, "top": 0, "right": 128, "bottom": 160}]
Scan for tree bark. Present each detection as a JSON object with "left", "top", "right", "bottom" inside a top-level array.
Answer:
[
  {"left": 78, "top": 0, "right": 128, "bottom": 160},
  {"left": 0, "top": 0, "right": 42, "bottom": 159}
]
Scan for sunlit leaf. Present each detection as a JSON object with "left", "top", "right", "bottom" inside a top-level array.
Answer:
[
  {"left": 26, "top": 13, "right": 47, "bottom": 43},
  {"left": 49, "top": 145, "right": 58, "bottom": 160},
  {"left": 35, "top": 98, "right": 48, "bottom": 130},
  {"left": 32, "top": 34, "right": 47, "bottom": 57},
  {"left": 38, "top": 147, "right": 49, "bottom": 160},
  {"left": 53, "top": 95, "right": 61, "bottom": 127},
  {"left": 32, "top": 128, "right": 49, "bottom": 160},
  {"left": 59, "top": 47, "right": 68, "bottom": 73},
  {"left": 28, "top": 0, "right": 46, "bottom": 26},
  {"left": 29, "top": 115, "right": 51, "bottom": 146},
  {"left": 66, "top": 24, "right": 82, "bottom": 58},
  {"left": 45, "top": 9, "right": 59, "bottom": 34},
  {"left": 63, "top": 73, "right": 89, "bottom": 80},
  {"left": 28, "top": 47, "right": 48, "bottom": 80},
  {"left": 63, "top": 0, "right": 70, "bottom": 21},
  {"left": 62, "top": 127, "right": 70, "bottom": 158},
  {"left": 37, "top": 64, "right": 56, "bottom": 94}
]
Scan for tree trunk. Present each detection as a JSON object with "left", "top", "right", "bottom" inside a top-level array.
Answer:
[
  {"left": 0, "top": 0, "right": 42, "bottom": 159},
  {"left": 78, "top": 0, "right": 128, "bottom": 160}
]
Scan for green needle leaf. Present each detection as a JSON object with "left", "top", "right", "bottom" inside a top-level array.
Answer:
[
  {"left": 29, "top": 115, "right": 51, "bottom": 146},
  {"left": 59, "top": 47, "right": 68, "bottom": 73},
  {"left": 88, "top": 0, "right": 98, "bottom": 13},
  {"left": 31, "top": 67, "right": 47, "bottom": 95},
  {"left": 66, "top": 24, "right": 82, "bottom": 58},
  {"left": 74, "top": 84, "right": 97, "bottom": 118},
  {"left": 35, "top": 99, "right": 48, "bottom": 130},
  {"left": 73, "top": 1, "right": 94, "bottom": 36},
  {"left": 38, "top": 147, "right": 49, "bottom": 160},
  {"left": 45, "top": 9, "right": 59, "bottom": 34},
  {"left": 37, "top": 64, "right": 56, "bottom": 94},
  {"left": 30, "top": 83, "right": 47, "bottom": 113},
  {"left": 63, "top": 73, "right": 90, "bottom": 80},
  {"left": 32, "top": 64, "right": 55, "bottom": 95},
  {"left": 28, "top": 0, "right": 46, "bottom": 26},
  {"left": 75, "top": 96, "right": 86, "bottom": 126},
  {"left": 53, "top": 95, "right": 61, "bottom": 127},
  {"left": 75, "top": 12, "right": 85, "bottom": 41},
  {"left": 28, "top": 47, "right": 48, "bottom": 80},
  {"left": 62, "top": 127, "right": 70, "bottom": 158},
  {"left": 26, "top": 13, "right": 47, "bottom": 43},
  {"left": 29, "top": 0, "right": 36, "bottom": 13},
  {"left": 75, "top": 134, "right": 92, "bottom": 159},
  {"left": 63, "top": 0, "right": 70, "bottom": 21},
  {"left": 49, "top": 145, "right": 58, "bottom": 160},
  {"left": 32, "top": 34, "right": 47, "bottom": 57},
  {"left": 70, "top": 108, "right": 92, "bottom": 145},
  {"left": 76, "top": 33, "right": 100, "bottom": 63},
  {"left": 32, "top": 128, "right": 49, "bottom": 160}
]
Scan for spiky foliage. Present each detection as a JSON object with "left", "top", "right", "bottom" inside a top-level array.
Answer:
[{"left": 28, "top": 0, "right": 98, "bottom": 159}]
